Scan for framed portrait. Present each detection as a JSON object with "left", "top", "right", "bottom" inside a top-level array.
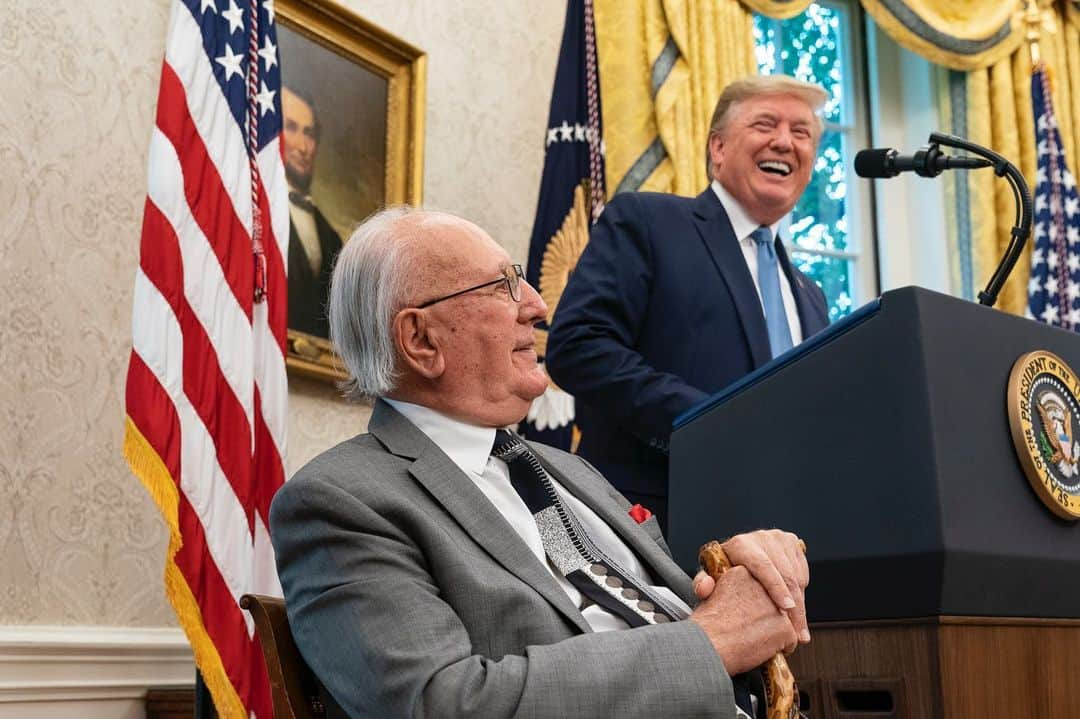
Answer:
[{"left": 277, "top": 0, "right": 425, "bottom": 382}]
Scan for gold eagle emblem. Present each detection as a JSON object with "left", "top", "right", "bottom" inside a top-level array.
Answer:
[
  {"left": 1037, "top": 391, "right": 1079, "bottom": 473},
  {"left": 539, "top": 181, "right": 592, "bottom": 325},
  {"left": 534, "top": 181, "right": 593, "bottom": 362}
]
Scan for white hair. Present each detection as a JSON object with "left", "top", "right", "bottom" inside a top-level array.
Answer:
[
  {"left": 329, "top": 205, "right": 470, "bottom": 401},
  {"left": 328, "top": 206, "right": 416, "bottom": 402}
]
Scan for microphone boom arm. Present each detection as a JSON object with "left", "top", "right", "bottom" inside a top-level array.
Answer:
[{"left": 928, "top": 131, "right": 1033, "bottom": 308}]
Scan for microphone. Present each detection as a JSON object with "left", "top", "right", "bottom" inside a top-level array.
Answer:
[
  {"left": 854, "top": 130, "right": 1032, "bottom": 309},
  {"left": 854, "top": 145, "right": 993, "bottom": 178}
]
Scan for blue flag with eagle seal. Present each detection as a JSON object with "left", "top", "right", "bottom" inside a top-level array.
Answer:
[{"left": 521, "top": 0, "right": 606, "bottom": 450}]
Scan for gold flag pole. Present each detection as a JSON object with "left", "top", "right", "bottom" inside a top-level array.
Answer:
[
  {"left": 1024, "top": 0, "right": 1058, "bottom": 81},
  {"left": 1026, "top": 0, "right": 1043, "bottom": 70}
]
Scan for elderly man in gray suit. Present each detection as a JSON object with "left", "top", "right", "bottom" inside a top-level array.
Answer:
[{"left": 269, "top": 206, "right": 811, "bottom": 718}]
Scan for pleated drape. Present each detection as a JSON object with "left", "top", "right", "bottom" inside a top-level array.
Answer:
[
  {"left": 860, "top": 0, "right": 1026, "bottom": 71},
  {"left": 937, "top": 2, "right": 1080, "bottom": 312},
  {"left": 594, "top": 0, "right": 759, "bottom": 197}
]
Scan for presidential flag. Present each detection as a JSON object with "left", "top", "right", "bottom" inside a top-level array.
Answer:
[
  {"left": 122, "top": 0, "right": 289, "bottom": 716},
  {"left": 522, "top": 0, "right": 606, "bottom": 449},
  {"left": 1027, "top": 65, "right": 1080, "bottom": 328}
]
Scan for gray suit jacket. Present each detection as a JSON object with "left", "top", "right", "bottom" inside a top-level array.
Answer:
[{"left": 269, "top": 400, "right": 735, "bottom": 718}]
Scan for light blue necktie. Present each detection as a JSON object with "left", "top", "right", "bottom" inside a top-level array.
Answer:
[{"left": 751, "top": 226, "right": 794, "bottom": 358}]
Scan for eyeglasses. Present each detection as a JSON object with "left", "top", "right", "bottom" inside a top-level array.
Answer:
[{"left": 416, "top": 264, "right": 524, "bottom": 308}]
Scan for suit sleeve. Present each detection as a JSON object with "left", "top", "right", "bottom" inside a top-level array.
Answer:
[
  {"left": 270, "top": 472, "right": 735, "bottom": 719},
  {"left": 546, "top": 193, "right": 710, "bottom": 445}
]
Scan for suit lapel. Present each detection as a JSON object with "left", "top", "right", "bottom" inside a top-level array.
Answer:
[
  {"left": 368, "top": 402, "right": 592, "bottom": 634},
  {"left": 775, "top": 241, "right": 828, "bottom": 337},
  {"left": 690, "top": 190, "right": 772, "bottom": 368},
  {"left": 530, "top": 443, "right": 696, "bottom": 608}
]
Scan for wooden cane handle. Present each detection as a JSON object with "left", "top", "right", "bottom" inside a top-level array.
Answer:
[{"left": 699, "top": 540, "right": 801, "bottom": 719}]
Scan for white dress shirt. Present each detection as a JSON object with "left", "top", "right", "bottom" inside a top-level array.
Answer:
[
  {"left": 383, "top": 398, "right": 691, "bottom": 632},
  {"left": 711, "top": 180, "right": 803, "bottom": 345}
]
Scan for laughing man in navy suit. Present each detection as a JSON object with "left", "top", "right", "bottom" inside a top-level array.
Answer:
[{"left": 546, "top": 75, "right": 832, "bottom": 532}]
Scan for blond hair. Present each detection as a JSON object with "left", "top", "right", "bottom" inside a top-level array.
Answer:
[{"left": 706, "top": 75, "right": 828, "bottom": 179}]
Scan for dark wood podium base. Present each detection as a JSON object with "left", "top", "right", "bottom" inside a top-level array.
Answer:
[{"left": 787, "top": 616, "right": 1080, "bottom": 718}]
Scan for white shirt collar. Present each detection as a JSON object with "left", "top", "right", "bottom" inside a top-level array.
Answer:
[
  {"left": 382, "top": 398, "right": 496, "bottom": 477},
  {"left": 710, "top": 179, "right": 783, "bottom": 243}
]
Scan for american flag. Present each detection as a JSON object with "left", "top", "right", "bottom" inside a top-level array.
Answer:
[
  {"left": 122, "top": 0, "right": 288, "bottom": 716},
  {"left": 1026, "top": 66, "right": 1080, "bottom": 328}
]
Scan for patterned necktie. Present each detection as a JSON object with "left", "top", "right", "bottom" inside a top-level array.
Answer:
[
  {"left": 751, "top": 226, "right": 794, "bottom": 358},
  {"left": 491, "top": 430, "right": 683, "bottom": 627}
]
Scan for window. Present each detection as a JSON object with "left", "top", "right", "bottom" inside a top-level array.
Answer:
[{"left": 754, "top": 1, "right": 875, "bottom": 320}]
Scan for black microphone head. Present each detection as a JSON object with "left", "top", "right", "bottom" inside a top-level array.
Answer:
[{"left": 854, "top": 148, "right": 899, "bottom": 178}]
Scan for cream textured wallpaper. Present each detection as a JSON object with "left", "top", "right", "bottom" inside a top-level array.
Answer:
[{"left": 0, "top": 0, "right": 562, "bottom": 625}]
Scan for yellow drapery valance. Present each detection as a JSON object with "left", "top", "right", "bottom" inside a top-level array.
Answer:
[
  {"left": 740, "top": 0, "right": 814, "bottom": 19},
  {"left": 860, "top": 0, "right": 1027, "bottom": 71}
]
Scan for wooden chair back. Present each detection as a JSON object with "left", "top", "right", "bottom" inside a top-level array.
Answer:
[{"left": 240, "top": 593, "right": 326, "bottom": 719}]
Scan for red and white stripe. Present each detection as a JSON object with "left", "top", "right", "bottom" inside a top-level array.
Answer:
[{"left": 125, "top": 1, "right": 287, "bottom": 717}]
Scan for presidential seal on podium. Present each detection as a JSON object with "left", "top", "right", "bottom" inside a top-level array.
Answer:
[{"left": 1008, "top": 350, "right": 1080, "bottom": 520}]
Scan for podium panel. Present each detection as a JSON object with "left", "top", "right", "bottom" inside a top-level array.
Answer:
[
  {"left": 788, "top": 617, "right": 1080, "bottom": 718},
  {"left": 669, "top": 287, "right": 1080, "bottom": 621}
]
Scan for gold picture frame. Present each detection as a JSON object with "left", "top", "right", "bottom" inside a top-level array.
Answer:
[{"left": 277, "top": 0, "right": 425, "bottom": 382}]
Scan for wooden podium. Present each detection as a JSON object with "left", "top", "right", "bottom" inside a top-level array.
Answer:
[
  {"left": 788, "top": 617, "right": 1080, "bottom": 717},
  {"left": 667, "top": 287, "right": 1080, "bottom": 718}
]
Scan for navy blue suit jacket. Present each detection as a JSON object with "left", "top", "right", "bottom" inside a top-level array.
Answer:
[{"left": 546, "top": 189, "right": 830, "bottom": 499}]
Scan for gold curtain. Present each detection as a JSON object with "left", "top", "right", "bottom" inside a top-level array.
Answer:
[
  {"left": 594, "top": 0, "right": 807, "bottom": 197},
  {"left": 860, "top": 0, "right": 1026, "bottom": 71},
  {"left": 741, "top": 0, "right": 816, "bottom": 19},
  {"left": 939, "top": 1, "right": 1080, "bottom": 314}
]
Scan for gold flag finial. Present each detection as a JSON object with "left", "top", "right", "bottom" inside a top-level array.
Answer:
[
  {"left": 1024, "top": 0, "right": 1058, "bottom": 72},
  {"left": 1025, "top": 0, "right": 1043, "bottom": 68}
]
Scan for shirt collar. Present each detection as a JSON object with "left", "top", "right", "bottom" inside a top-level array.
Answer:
[
  {"left": 710, "top": 179, "right": 783, "bottom": 243},
  {"left": 382, "top": 398, "right": 496, "bottom": 477}
]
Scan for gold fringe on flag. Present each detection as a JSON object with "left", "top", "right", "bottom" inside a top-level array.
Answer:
[{"left": 123, "top": 418, "right": 248, "bottom": 719}]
